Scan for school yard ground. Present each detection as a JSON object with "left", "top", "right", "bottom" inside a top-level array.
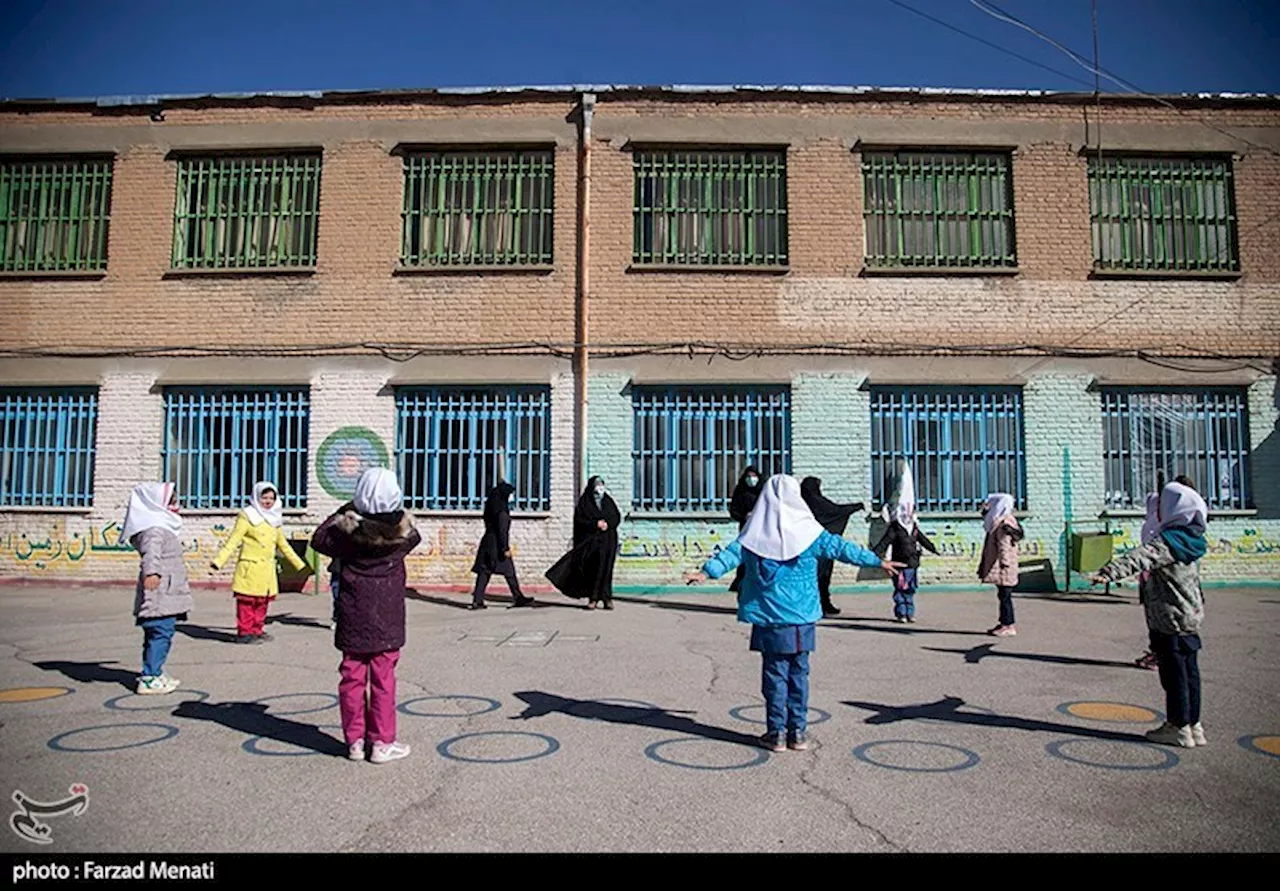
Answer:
[{"left": 1, "top": 582, "right": 1277, "bottom": 854}]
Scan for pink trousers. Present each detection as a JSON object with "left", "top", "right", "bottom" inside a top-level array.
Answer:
[{"left": 338, "top": 650, "right": 399, "bottom": 746}]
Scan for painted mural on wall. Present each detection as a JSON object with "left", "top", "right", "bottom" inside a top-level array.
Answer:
[
  {"left": 316, "top": 426, "right": 389, "bottom": 500},
  {"left": 0, "top": 518, "right": 250, "bottom": 578}
]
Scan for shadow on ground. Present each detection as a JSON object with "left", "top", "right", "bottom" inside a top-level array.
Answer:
[
  {"left": 406, "top": 589, "right": 579, "bottom": 611},
  {"left": 173, "top": 700, "right": 346, "bottom": 757},
  {"left": 33, "top": 659, "right": 135, "bottom": 689},
  {"left": 842, "top": 695, "right": 1151, "bottom": 743},
  {"left": 512, "top": 690, "right": 761, "bottom": 747},
  {"left": 266, "top": 613, "right": 329, "bottom": 629},
  {"left": 175, "top": 623, "right": 240, "bottom": 643},
  {"left": 923, "top": 643, "right": 1139, "bottom": 669}
]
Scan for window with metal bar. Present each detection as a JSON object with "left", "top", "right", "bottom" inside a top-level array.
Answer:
[
  {"left": 862, "top": 150, "right": 1015, "bottom": 268},
  {"left": 633, "top": 150, "right": 788, "bottom": 266},
  {"left": 172, "top": 154, "right": 321, "bottom": 269},
  {"left": 1088, "top": 156, "right": 1238, "bottom": 272},
  {"left": 401, "top": 150, "right": 554, "bottom": 266},
  {"left": 870, "top": 387, "right": 1026, "bottom": 512},
  {"left": 0, "top": 388, "right": 98, "bottom": 507},
  {"left": 1102, "top": 388, "right": 1250, "bottom": 510},
  {"left": 396, "top": 387, "right": 551, "bottom": 511},
  {"left": 162, "top": 388, "right": 309, "bottom": 509},
  {"left": 0, "top": 158, "right": 112, "bottom": 273},
  {"left": 632, "top": 387, "right": 791, "bottom": 512}
]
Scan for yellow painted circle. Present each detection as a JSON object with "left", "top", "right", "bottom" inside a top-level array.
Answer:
[
  {"left": 1253, "top": 736, "right": 1280, "bottom": 756},
  {"left": 1066, "top": 702, "right": 1158, "bottom": 723},
  {"left": 0, "top": 686, "right": 73, "bottom": 703}
]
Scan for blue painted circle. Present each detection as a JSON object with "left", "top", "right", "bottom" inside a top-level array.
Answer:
[
  {"left": 1235, "top": 735, "right": 1280, "bottom": 761},
  {"left": 242, "top": 725, "right": 344, "bottom": 758},
  {"left": 48, "top": 722, "right": 179, "bottom": 753},
  {"left": 398, "top": 695, "right": 501, "bottom": 718},
  {"left": 1045, "top": 738, "right": 1180, "bottom": 771},
  {"left": 568, "top": 698, "right": 663, "bottom": 717},
  {"left": 251, "top": 693, "right": 338, "bottom": 716},
  {"left": 729, "top": 704, "right": 831, "bottom": 726},
  {"left": 436, "top": 731, "right": 560, "bottom": 764},
  {"left": 104, "top": 689, "right": 210, "bottom": 711},
  {"left": 1056, "top": 701, "right": 1165, "bottom": 724},
  {"left": 644, "top": 736, "right": 772, "bottom": 771},
  {"left": 852, "top": 739, "right": 980, "bottom": 773}
]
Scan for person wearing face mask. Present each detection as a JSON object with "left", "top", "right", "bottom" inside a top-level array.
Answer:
[
  {"left": 470, "top": 481, "right": 534, "bottom": 610},
  {"left": 728, "top": 466, "right": 764, "bottom": 593},
  {"left": 978, "top": 493, "right": 1024, "bottom": 636},
  {"left": 799, "top": 477, "right": 865, "bottom": 617},
  {"left": 545, "top": 476, "right": 621, "bottom": 610}
]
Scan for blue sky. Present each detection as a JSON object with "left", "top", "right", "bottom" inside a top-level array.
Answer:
[{"left": 1, "top": 0, "right": 1277, "bottom": 100}]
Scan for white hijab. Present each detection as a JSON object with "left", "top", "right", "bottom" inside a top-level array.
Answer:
[
  {"left": 889, "top": 462, "right": 917, "bottom": 530},
  {"left": 1159, "top": 482, "right": 1208, "bottom": 534},
  {"left": 737, "top": 474, "right": 826, "bottom": 561},
  {"left": 983, "top": 493, "right": 1015, "bottom": 535},
  {"left": 120, "top": 482, "right": 182, "bottom": 542},
  {"left": 244, "top": 481, "right": 283, "bottom": 528},
  {"left": 353, "top": 467, "right": 403, "bottom": 515},
  {"left": 1139, "top": 492, "right": 1160, "bottom": 544}
]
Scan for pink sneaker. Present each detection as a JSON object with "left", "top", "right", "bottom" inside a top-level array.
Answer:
[{"left": 991, "top": 625, "right": 1017, "bottom": 637}]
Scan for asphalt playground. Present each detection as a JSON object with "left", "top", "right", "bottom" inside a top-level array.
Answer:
[{"left": 1, "top": 581, "right": 1277, "bottom": 854}]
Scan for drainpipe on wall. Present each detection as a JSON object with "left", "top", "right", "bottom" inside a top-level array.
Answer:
[{"left": 574, "top": 92, "right": 596, "bottom": 489}]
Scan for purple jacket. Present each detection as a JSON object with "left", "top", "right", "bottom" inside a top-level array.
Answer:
[{"left": 311, "top": 504, "right": 421, "bottom": 655}]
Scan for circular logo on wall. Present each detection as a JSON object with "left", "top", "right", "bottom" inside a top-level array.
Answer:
[{"left": 316, "top": 427, "right": 390, "bottom": 500}]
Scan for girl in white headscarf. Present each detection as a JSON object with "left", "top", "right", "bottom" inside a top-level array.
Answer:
[
  {"left": 686, "top": 475, "right": 903, "bottom": 752},
  {"left": 978, "top": 493, "right": 1024, "bottom": 636},
  {"left": 1134, "top": 486, "right": 1163, "bottom": 670},
  {"left": 122, "top": 482, "right": 194, "bottom": 695},
  {"left": 212, "top": 481, "right": 309, "bottom": 644},
  {"left": 872, "top": 462, "right": 938, "bottom": 623}
]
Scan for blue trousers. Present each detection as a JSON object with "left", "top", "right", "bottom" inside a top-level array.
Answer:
[
  {"left": 1151, "top": 631, "right": 1202, "bottom": 726},
  {"left": 139, "top": 616, "right": 176, "bottom": 678},
  {"left": 893, "top": 568, "right": 919, "bottom": 618},
  {"left": 761, "top": 651, "right": 810, "bottom": 736}
]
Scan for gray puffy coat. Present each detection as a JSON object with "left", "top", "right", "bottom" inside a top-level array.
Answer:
[
  {"left": 132, "top": 528, "right": 195, "bottom": 621},
  {"left": 1099, "top": 537, "right": 1204, "bottom": 635}
]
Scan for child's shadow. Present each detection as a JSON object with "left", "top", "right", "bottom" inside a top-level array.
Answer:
[
  {"left": 175, "top": 623, "right": 240, "bottom": 643},
  {"left": 512, "top": 690, "right": 761, "bottom": 748},
  {"left": 33, "top": 660, "right": 135, "bottom": 690},
  {"left": 173, "top": 700, "right": 346, "bottom": 757}
]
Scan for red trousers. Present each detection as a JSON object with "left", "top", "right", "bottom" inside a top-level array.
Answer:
[{"left": 235, "top": 595, "right": 271, "bottom": 637}]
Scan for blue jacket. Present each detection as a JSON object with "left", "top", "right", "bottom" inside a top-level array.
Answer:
[{"left": 701, "top": 531, "right": 884, "bottom": 627}]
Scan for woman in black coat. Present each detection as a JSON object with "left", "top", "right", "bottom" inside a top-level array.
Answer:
[
  {"left": 800, "top": 476, "right": 865, "bottom": 616},
  {"left": 546, "top": 476, "right": 622, "bottom": 610},
  {"left": 470, "top": 482, "right": 534, "bottom": 610},
  {"left": 727, "top": 466, "right": 763, "bottom": 593}
]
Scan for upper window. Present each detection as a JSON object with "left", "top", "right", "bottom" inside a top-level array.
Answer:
[
  {"left": 395, "top": 387, "right": 551, "bottom": 512},
  {"left": 862, "top": 150, "right": 1015, "bottom": 269},
  {"left": 633, "top": 150, "right": 788, "bottom": 267},
  {"left": 401, "top": 150, "right": 554, "bottom": 267},
  {"left": 1088, "top": 156, "right": 1238, "bottom": 273},
  {"left": 0, "top": 157, "right": 112, "bottom": 273},
  {"left": 0, "top": 388, "right": 98, "bottom": 507},
  {"left": 632, "top": 387, "right": 791, "bottom": 512},
  {"left": 870, "top": 387, "right": 1026, "bottom": 512},
  {"left": 172, "top": 154, "right": 321, "bottom": 270},
  {"left": 1102, "top": 388, "right": 1250, "bottom": 511},
  {"left": 162, "top": 387, "right": 310, "bottom": 509}
]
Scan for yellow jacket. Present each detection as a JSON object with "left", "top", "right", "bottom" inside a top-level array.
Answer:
[{"left": 212, "top": 512, "right": 309, "bottom": 598}]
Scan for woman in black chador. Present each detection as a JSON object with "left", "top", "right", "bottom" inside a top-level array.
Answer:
[
  {"left": 727, "top": 466, "right": 763, "bottom": 593},
  {"left": 545, "top": 476, "right": 622, "bottom": 610},
  {"left": 470, "top": 482, "right": 534, "bottom": 610},
  {"left": 800, "top": 477, "right": 865, "bottom": 617}
]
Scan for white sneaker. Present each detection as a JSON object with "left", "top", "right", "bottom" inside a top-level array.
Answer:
[
  {"left": 1146, "top": 722, "right": 1195, "bottom": 748},
  {"left": 135, "top": 675, "right": 176, "bottom": 695},
  {"left": 370, "top": 741, "right": 411, "bottom": 764},
  {"left": 159, "top": 674, "right": 181, "bottom": 690},
  {"left": 348, "top": 740, "right": 366, "bottom": 762},
  {"left": 1190, "top": 722, "right": 1208, "bottom": 746}
]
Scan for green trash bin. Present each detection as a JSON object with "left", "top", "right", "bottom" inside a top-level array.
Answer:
[
  {"left": 1071, "top": 532, "right": 1114, "bottom": 573},
  {"left": 278, "top": 538, "right": 320, "bottom": 594}
]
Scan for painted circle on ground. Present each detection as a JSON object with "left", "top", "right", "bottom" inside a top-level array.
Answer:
[
  {"left": 436, "top": 731, "right": 560, "bottom": 764},
  {"left": 398, "top": 695, "right": 502, "bottom": 718},
  {"left": 48, "top": 723, "right": 178, "bottom": 753},
  {"left": 852, "top": 739, "right": 981, "bottom": 773},
  {"left": 104, "top": 689, "right": 210, "bottom": 711},
  {"left": 251, "top": 693, "right": 339, "bottom": 716},
  {"left": 0, "top": 686, "right": 74, "bottom": 703},
  {"left": 242, "top": 725, "right": 343, "bottom": 758},
  {"left": 729, "top": 704, "right": 831, "bottom": 726},
  {"left": 1237, "top": 735, "right": 1280, "bottom": 760},
  {"left": 644, "top": 736, "right": 771, "bottom": 771},
  {"left": 1057, "top": 701, "right": 1162, "bottom": 724},
  {"left": 1045, "top": 738, "right": 1180, "bottom": 771},
  {"left": 567, "top": 698, "right": 662, "bottom": 718},
  {"left": 316, "top": 427, "right": 389, "bottom": 500}
]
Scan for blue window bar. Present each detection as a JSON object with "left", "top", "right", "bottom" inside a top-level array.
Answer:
[
  {"left": 395, "top": 387, "right": 551, "bottom": 512},
  {"left": 871, "top": 387, "right": 1026, "bottom": 512},
  {"left": 632, "top": 387, "right": 791, "bottom": 512},
  {"left": 0, "top": 388, "right": 98, "bottom": 507},
  {"left": 162, "top": 388, "right": 309, "bottom": 510},
  {"left": 1102, "top": 388, "right": 1250, "bottom": 511}
]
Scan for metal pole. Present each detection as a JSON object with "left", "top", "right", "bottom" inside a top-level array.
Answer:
[{"left": 574, "top": 93, "right": 596, "bottom": 490}]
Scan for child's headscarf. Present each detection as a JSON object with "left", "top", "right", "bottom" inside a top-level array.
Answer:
[
  {"left": 1158, "top": 481, "right": 1209, "bottom": 564},
  {"left": 882, "top": 461, "right": 917, "bottom": 531},
  {"left": 982, "top": 493, "right": 1015, "bottom": 535},
  {"left": 120, "top": 482, "right": 182, "bottom": 542},
  {"left": 244, "top": 481, "right": 284, "bottom": 528},
  {"left": 1139, "top": 492, "right": 1160, "bottom": 545},
  {"left": 738, "top": 474, "right": 826, "bottom": 561},
  {"left": 353, "top": 468, "right": 403, "bottom": 516}
]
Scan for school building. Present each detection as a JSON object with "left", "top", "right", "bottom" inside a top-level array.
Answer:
[{"left": 0, "top": 85, "right": 1277, "bottom": 592}]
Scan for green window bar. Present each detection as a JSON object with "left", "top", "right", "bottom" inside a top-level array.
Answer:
[
  {"left": 401, "top": 151, "right": 554, "bottom": 266},
  {"left": 172, "top": 154, "right": 321, "bottom": 269},
  {"left": 862, "top": 150, "right": 1016, "bottom": 269},
  {"left": 633, "top": 150, "right": 788, "bottom": 266},
  {"left": 0, "top": 158, "right": 112, "bottom": 273},
  {"left": 1088, "top": 156, "right": 1238, "bottom": 272}
]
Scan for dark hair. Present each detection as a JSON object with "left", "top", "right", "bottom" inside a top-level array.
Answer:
[{"left": 1174, "top": 474, "right": 1196, "bottom": 491}]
